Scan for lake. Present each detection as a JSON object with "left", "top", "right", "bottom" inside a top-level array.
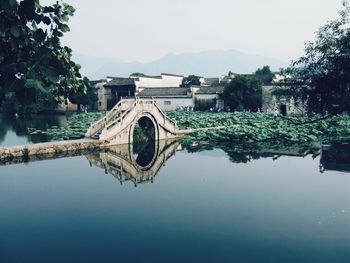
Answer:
[{"left": 0, "top": 114, "right": 350, "bottom": 263}]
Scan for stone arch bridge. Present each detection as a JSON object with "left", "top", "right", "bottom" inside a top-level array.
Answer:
[{"left": 85, "top": 98, "right": 183, "bottom": 145}]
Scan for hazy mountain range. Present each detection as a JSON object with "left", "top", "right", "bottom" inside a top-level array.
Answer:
[{"left": 73, "top": 50, "right": 289, "bottom": 80}]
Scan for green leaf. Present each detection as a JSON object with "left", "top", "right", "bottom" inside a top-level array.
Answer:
[
  {"left": 63, "top": 3, "right": 75, "bottom": 16},
  {"left": 31, "top": 21, "right": 38, "bottom": 30},
  {"left": 25, "top": 79, "right": 47, "bottom": 93},
  {"left": 39, "top": 66, "right": 60, "bottom": 83},
  {"left": 33, "top": 0, "right": 40, "bottom": 9},
  {"left": 1, "top": 0, "right": 18, "bottom": 13},
  {"left": 60, "top": 15, "right": 69, "bottom": 23},
  {"left": 8, "top": 78, "right": 25, "bottom": 92},
  {"left": 42, "top": 16, "right": 51, "bottom": 25},
  {"left": 19, "top": 0, "right": 36, "bottom": 18},
  {"left": 33, "top": 28, "right": 46, "bottom": 42},
  {"left": 60, "top": 24, "right": 70, "bottom": 32},
  {"left": 42, "top": 6, "right": 55, "bottom": 13},
  {"left": 10, "top": 27, "right": 20, "bottom": 37}
]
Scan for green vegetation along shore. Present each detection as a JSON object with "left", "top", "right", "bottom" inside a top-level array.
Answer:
[
  {"left": 25, "top": 111, "right": 350, "bottom": 147},
  {"left": 167, "top": 111, "right": 350, "bottom": 147}
]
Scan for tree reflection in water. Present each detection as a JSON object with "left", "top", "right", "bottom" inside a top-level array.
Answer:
[
  {"left": 0, "top": 113, "right": 67, "bottom": 145},
  {"left": 83, "top": 140, "right": 350, "bottom": 187},
  {"left": 320, "top": 142, "right": 350, "bottom": 173},
  {"left": 184, "top": 140, "right": 317, "bottom": 163},
  {"left": 132, "top": 140, "right": 156, "bottom": 168},
  {"left": 1, "top": 135, "right": 349, "bottom": 185}
]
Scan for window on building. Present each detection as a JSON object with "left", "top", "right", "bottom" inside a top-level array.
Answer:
[{"left": 164, "top": 101, "right": 171, "bottom": 105}]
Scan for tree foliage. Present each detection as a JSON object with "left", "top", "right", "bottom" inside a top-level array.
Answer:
[
  {"left": 255, "top": 65, "right": 274, "bottom": 85},
  {"left": 68, "top": 77, "right": 97, "bottom": 111},
  {"left": 223, "top": 75, "right": 262, "bottom": 112},
  {"left": 181, "top": 75, "right": 201, "bottom": 88},
  {"left": 0, "top": 0, "right": 89, "bottom": 114},
  {"left": 285, "top": 2, "right": 350, "bottom": 114},
  {"left": 130, "top": 72, "right": 145, "bottom": 77}
]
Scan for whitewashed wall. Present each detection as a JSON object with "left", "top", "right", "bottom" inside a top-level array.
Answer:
[
  {"left": 154, "top": 98, "right": 194, "bottom": 111},
  {"left": 161, "top": 74, "right": 183, "bottom": 87},
  {"left": 135, "top": 75, "right": 184, "bottom": 92},
  {"left": 195, "top": 94, "right": 217, "bottom": 100},
  {"left": 136, "top": 77, "right": 163, "bottom": 88}
]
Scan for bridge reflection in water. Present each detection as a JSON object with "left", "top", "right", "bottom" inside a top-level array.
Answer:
[{"left": 85, "top": 139, "right": 180, "bottom": 186}]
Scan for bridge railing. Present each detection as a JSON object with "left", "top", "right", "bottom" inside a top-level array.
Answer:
[
  {"left": 85, "top": 117, "right": 106, "bottom": 138},
  {"left": 86, "top": 98, "right": 135, "bottom": 137},
  {"left": 106, "top": 97, "right": 153, "bottom": 130},
  {"left": 106, "top": 98, "right": 134, "bottom": 122},
  {"left": 105, "top": 100, "right": 138, "bottom": 132},
  {"left": 86, "top": 100, "right": 123, "bottom": 137},
  {"left": 91, "top": 97, "right": 180, "bottom": 141},
  {"left": 153, "top": 101, "right": 178, "bottom": 127},
  {"left": 133, "top": 98, "right": 178, "bottom": 130},
  {"left": 118, "top": 98, "right": 179, "bottom": 132}
]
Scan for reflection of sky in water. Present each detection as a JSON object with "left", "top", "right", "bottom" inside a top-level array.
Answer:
[{"left": 0, "top": 147, "right": 349, "bottom": 263}]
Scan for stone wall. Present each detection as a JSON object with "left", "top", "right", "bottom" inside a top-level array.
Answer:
[
  {"left": 262, "top": 85, "right": 306, "bottom": 115},
  {"left": 0, "top": 140, "right": 104, "bottom": 164}
]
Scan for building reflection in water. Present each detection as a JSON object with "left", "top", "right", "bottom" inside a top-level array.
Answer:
[
  {"left": 85, "top": 139, "right": 180, "bottom": 187},
  {"left": 320, "top": 142, "right": 350, "bottom": 173},
  {"left": 1, "top": 139, "right": 349, "bottom": 180},
  {"left": 85, "top": 140, "right": 350, "bottom": 187}
]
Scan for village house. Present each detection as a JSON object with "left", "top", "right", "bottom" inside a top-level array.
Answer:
[
  {"left": 262, "top": 85, "right": 306, "bottom": 116},
  {"left": 137, "top": 87, "right": 193, "bottom": 111},
  {"left": 132, "top": 72, "right": 226, "bottom": 111},
  {"left": 131, "top": 73, "right": 184, "bottom": 93},
  {"left": 201, "top": 78, "right": 221, "bottom": 87},
  {"left": 137, "top": 84, "right": 225, "bottom": 111},
  {"left": 217, "top": 71, "right": 307, "bottom": 115},
  {"left": 193, "top": 86, "right": 225, "bottom": 111},
  {"left": 91, "top": 71, "right": 306, "bottom": 115},
  {"left": 94, "top": 73, "right": 185, "bottom": 111},
  {"left": 97, "top": 77, "right": 136, "bottom": 111}
]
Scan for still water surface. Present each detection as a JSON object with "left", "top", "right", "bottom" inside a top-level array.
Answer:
[
  {"left": 0, "top": 114, "right": 68, "bottom": 147},
  {"left": 0, "top": 114, "right": 350, "bottom": 263}
]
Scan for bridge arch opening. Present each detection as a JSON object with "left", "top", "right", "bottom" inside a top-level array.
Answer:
[
  {"left": 132, "top": 116, "right": 158, "bottom": 142},
  {"left": 130, "top": 114, "right": 159, "bottom": 168},
  {"left": 132, "top": 140, "right": 157, "bottom": 168}
]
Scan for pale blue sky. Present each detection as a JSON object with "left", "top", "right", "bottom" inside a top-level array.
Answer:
[{"left": 44, "top": 0, "right": 343, "bottom": 63}]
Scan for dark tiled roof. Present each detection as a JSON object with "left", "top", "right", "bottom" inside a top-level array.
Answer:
[
  {"left": 138, "top": 87, "right": 191, "bottom": 97},
  {"left": 196, "top": 86, "right": 225, "bottom": 95},
  {"left": 220, "top": 76, "right": 230, "bottom": 83},
  {"left": 104, "top": 78, "right": 135, "bottom": 87},
  {"left": 161, "top": 73, "right": 184, "bottom": 78},
  {"left": 129, "top": 73, "right": 145, "bottom": 77},
  {"left": 203, "top": 78, "right": 220, "bottom": 87},
  {"left": 89, "top": 80, "right": 103, "bottom": 85}
]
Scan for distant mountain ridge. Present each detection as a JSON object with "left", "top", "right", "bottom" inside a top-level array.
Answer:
[{"left": 74, "top": 50, "right": 289, "bottom": 79}]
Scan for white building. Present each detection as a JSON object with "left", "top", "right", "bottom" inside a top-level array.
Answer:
[
  {"left": 131, "top": 73, "right": 184, "bottom": 93},
  {"left": 137, "top": 87, "right": 193, "bottom": 111},
  {"left": 161, "top": 73, "right": 184, "bottom": 87}
]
